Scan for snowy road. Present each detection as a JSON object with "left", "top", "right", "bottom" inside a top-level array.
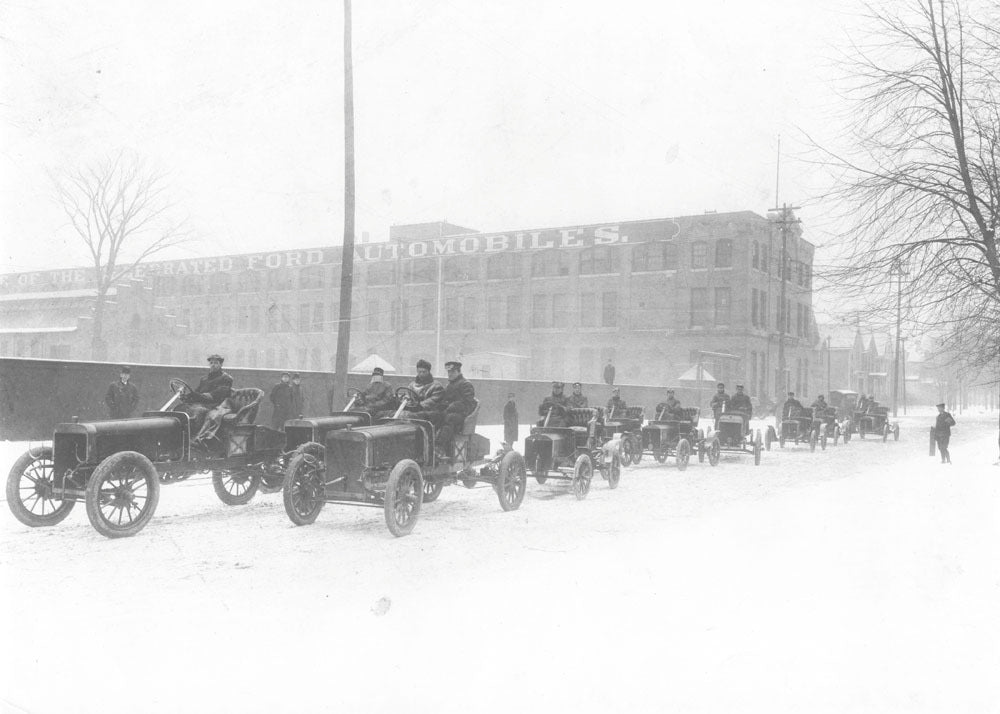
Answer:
[{"left": 1, "top": 411, "right": 998, "bottom": 714}]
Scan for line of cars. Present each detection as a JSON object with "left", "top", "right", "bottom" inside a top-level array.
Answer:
[
  {"left": 763, "top": 390, "right": 901, "bottom": 452},
  {"left": 5, "top": 380, "right": 900, "bottom": 540}
]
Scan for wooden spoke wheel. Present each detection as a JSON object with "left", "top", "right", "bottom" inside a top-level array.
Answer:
[
  {"left": 495, "top": 450, "right": 527, "bottom": 512},
  {"left": 282, "top": 445, "right": 326, "bottom": 526},
  {"left": 384, "top": 460, "right": 423, "bottom": 537},
  {"left": 6, "top": 447, "right": 75, "bottom": 527},
  {"left": 85, "top": 451, "right": 160, "bottom": 538},
  {"left": 572, "top": 454, "right": 593, "bottom": 500}
]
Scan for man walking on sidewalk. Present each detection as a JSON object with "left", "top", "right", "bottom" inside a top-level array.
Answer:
[{"left": 934, "top": 402, "right": 956, "bottom": 464}]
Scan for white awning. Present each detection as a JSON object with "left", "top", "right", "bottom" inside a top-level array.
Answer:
[
  {"left": 677, "top": 365, "right": 717, "bottom": 383},
  {"left": 351, "top": 354, "right": 397, "bottom": 373}
]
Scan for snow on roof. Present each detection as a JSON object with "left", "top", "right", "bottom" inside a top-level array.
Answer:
[{"left": 0, "top": 288, "right": 115, "bottom": 302}]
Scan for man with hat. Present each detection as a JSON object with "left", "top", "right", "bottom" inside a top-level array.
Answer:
[
  {"left": 606, "top": 387, "right": 627, "bottom": 417},
  {"left": 398, "top": 359, "right": 444, "bottom": 417},
  {"left": 179, "top": 354, "right": 234, "bottom": 438},
  {"left": 933, "top": 402, "right": 956, "bottom": 464},
  {"left": 105, "top": 365, "right": 139, "bottom": 419},
  {"left": 434, "top": 361, "right": 476, "bottom": 455},
  {"left": 567, "top": 382, "right": 589, "bottom": 408},
  {"left": 356, "top": 366, "right": 395, "bottom": 417},
  {"left": 655, "top": 389, "right": 684, "bottom": 421},
  {"left": 781, "top": 391, "right": 803, "bottom": 420},
  {"left": 728, "top": 384, "right": 754, "bottom": 433},
  {"left": 709, "top": 382, "right": 730, "bottom": 422},
  {"left": 538, "top": 381, "right": 571, "bottom": 427},
  {"left": 270, "top": 372, "right": 293, "bottom": 430},
  {"left": 810, "top": 394, "right": 828, "bottom": 412}
]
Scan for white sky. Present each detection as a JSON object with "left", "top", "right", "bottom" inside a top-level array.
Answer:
[{"left": 0, "top": 0, "right": 866, "bottom": 273}]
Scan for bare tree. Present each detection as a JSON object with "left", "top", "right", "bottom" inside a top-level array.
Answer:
[
  {"left": 814, "top": 0, "right": 1000, "bottom": 450},
  {"left": 52, "top": 152, "right": 190, "bottom": 360}
]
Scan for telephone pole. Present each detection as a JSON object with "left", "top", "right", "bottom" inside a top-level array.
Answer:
[
  {"left": 770, "top": 203, "right": 800, "bottom": 396},
  {"left": 891, "top": 260, "right": 907, "bottom": 417},
  {"left": 332, "top": 0, "right": 356, "bottom": 406}
]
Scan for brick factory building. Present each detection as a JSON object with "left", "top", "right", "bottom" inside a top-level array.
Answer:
[{"left": 0, "top": 210, "right": 818, "bottom": 405}]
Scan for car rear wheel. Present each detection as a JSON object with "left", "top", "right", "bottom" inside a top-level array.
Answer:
[
  {"left": 764, "top": 427, "right": 773, "bottom": 451},
  {"left": 495, "top": 450, "right": 526, "bottom": 511},
  {"left": 606, "top": 452, "right": 621, "bottom": 489},
  {"left": 676, "top": 439, "right": 691, "bottom": 471},
  {"left": 384, "top": 459, "right": 422, "bottom": 537},
  {"left": 619, "top": 438, "right": 635, "bottom": 467},
  {"left": 283, "top": 448, "right": 326, "bottom": 525},
  {"left": 6, "top": 447, "right": 76, "bottom": 527},
  {"left": 85, "top": 451, "right": 160, "bottom": 538},
  {"left": 629, "top": 435, "right": 643, "bottom": 465},
  {"left": 572, "top": 454, "right": 592, "bottom": 500},
  {"left": 753, "top": 434, "right": 762, "bottom": 466},
  {"left": 212, "top": 469, "right": 261, "bottom": 506}
]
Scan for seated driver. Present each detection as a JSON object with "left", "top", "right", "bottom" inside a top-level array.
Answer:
[
  {"left": 356, "top": 367, "right": 396, "bottom": 417},
  {"left": 781, "top": 391, "right": 803, "bottom": 420},
  {"left": 178, "top": 353, "right": 234, "bottom": 439},
  {"left": 538, "top": 381, "right": 570, "bottom": 427},
  {"left": 810, "top": 394, "right": 828, "bottom": 414},
  {"left": 726, "top": 384, "right": 753, "bottom": 434},
  {"left": 655, "top": 389, "right": 685, "bottom": 420},
  {"left": 397, "top": 359, "right": 444, "bottom": 417},
  {"left": 606, "top": 388, "right": 627, "bottom": 418}
]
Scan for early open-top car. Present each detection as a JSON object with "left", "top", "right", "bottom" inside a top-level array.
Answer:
[
  {"left": 603, "top": 406, "right": 645, "bottom": 465},
  {"left": 523, "top": 405, "right": 622, "bottom": 498},
  {"left": 768, "top": 406, "right": 819, "bottom": 451},
  {"left": 712, "top": 407, "right": 763, "bottom": 465},
  {"left": 640, "top": 406, "right": 719, "bottom": 469},
  {"left": 852, "top": 403, "right": 900, "bottom": 442},
  {"left": 281, "top": 387, "right": 527, "bottom": 537},
  {"left": 814, "top": 407, "right": 844, "bottom": 449},
  {"left": 5, "top": 379, "right": 373, "bottom": 539}
]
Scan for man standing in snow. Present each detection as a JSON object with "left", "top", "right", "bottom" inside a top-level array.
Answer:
[
  {"left": 105, "top": 366, "right": 139, "bottom": 419},
  {"left": 933, "top": 402, "right": 956, "bottom": 464}
]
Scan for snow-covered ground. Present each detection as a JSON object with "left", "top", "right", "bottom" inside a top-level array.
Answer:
[{"left": 1, "top": 410, "right": 998, "bottom": 714}]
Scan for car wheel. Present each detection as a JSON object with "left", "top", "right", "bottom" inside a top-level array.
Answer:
[
  {"left": 283, "top": 448, "right": 326, "bottom": 525},
  {"left": 764, "top": 428, "right": 773, "bottom": 451},
  {"left": 654, "top": 446, "right": 668, "bottom": 464},
  {"left": 753, "top": 437, "right": 762, "bottom": 466},
  {"left": 423, "top": 479, "right": 445, "bottom": 503},
  {"left": 629, "top": 435, "right": 643, "bottom": 465},
  {"left": 619, "top": 438, "right": 635, "bottom": 467},
  {"left": 893, "top": 424, "right": 900, "bottom": 441},
  {"left": 6, "top": 446, "right": 76, "bottom": 527},
  {"left": 495, "top": 451, "right": 526, "bottom": 511},
  {"left": 85, "top": 451, "right": 160, "bottom": 539},
  {"left": 384, "top": 459, "right": 423, "bottom": 537},
  {"left": 212, "top": 468, "right": 261, "bottom": 506},
  {"left": 676, "top": 439, "right": 691, "bottom": 471},
  {"left": 572, "top": 454, "right": 592, "bottom": 500},
  {"left": 606, "top": 452, "right": 621, "bottom": 490},
  {"left": 708, "top": 438, "right": 721, "bottom": 466}
]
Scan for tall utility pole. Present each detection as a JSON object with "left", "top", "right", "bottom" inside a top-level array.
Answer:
[
  {"left": 891, "top": 260, "right": 907, "bottom": 417},
  {"left": 770, "top": 203, "right": 800, "bottom": 397},
  {"left": 332, "top": 0, "right": 355, "bottom": 406}
]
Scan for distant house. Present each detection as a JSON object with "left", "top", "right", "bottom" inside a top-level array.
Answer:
[{"left": 817, "top": 324, "right": 892, "bottom": 399}]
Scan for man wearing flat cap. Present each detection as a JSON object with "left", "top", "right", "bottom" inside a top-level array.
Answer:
[
  {"left": 431, "top": 361, "right": 476, "bottom": 455},
  {"left": 606, "top": 387, "right": 627, "bottom": 418},
  {"left": 357, "top": 366, "right": 395, "bottom": 417},
  {"left": 655, "top": 389, "right": 684, "bottom": 421},
  {"left": 728, "top": 384, "right": 754, "bottom": 433},
  {"left": 178, "top": 354, "right": 234, "bottom": 437},
  {"left": 933, "top": 402, "right": 955, "bottom": 464},
  {"left": 567, "top": 382, "right": 589, "bottom": 408},
  {"left": 710, "top": 382, "right": 730, "bottom": 422},
  {"left": 781, "top": 390, "right": 803, "bottom": 420},
  {"left": 538, "top": 381, "right": 571, "bottom": 427},
  {"left": 398, "top": 359, "right": 444, "bottom": 417}
]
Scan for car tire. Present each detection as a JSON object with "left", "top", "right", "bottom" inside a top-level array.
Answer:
[
  {"left": 85, "top": 451, "right": 160, "bottom": 539},
  {"left": 572, "top": 454, "right": 592, "bottom": 500},
  {"left": 676, "top": 439, "right": 691, "bottom": 471},
  {"left": 384, "top": 459, "right": 422, "bottom": 537},
  {"left": 495, "top": 450, "right": 526, "bottom": 511},
  {"left": 708, "top": 438, "right": 721, "bottom": 466},
  {"left": 212, "top": 469, "right": 261, "bottom": 506},
  {"left": 606, "top": 452, "right": 621, "bottom": 490},
  {"left": 6, "top": 446, "right": 76, "bottom": 528},
  {"left": 283, "top": 447, "right": 326, "bottom": 526}
]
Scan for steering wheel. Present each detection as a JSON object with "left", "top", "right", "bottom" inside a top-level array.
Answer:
[
  {"left": 395, "top": 386, "right": 421, "bottom": 404},
  {"left": 169, "top": 378, "right": 194, "bottom": 397},
  {"left": 540, "top": 402, "right": 568, "bottom": 417}
]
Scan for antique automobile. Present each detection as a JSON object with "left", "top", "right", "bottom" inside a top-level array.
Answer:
[
  {"left": 281, "top": 387, "right": 527, "bottom": 537},
  {"left": 828, "top": 390, "right": 859, "bottom": 442},
  {"left": 5, "top": 378, "right": 289, "bottom": 538},
  {"left": 604, "top": 405, "right": 645, "bottom": 465},
  {"left": 523, "top": 405, "right": 622, "bottom": 498},
  {"left": 640, "top": 406, "right": 719, "bottom": 469},
  {"left": 814, "top": 407, "right": 843, "bottom": 449},
  {"left": 712, "top": 408, "right": 763, "bottom": 466},
  {"left": 768, "top": 406, "right": 819, "bottom": 451},
  {"left": 853, "top": 403, "right": 900, "bottom": 442}
]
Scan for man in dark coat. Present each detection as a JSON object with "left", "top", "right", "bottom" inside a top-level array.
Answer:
[
  {"left": 567, "top": 382, "right": 589, "bottom": 408},
  {"left": 270, "top": 373, "right": 293, "bottom": 430},
  {"left": 655, "top": 389, "right": 684, "bottom": 420},
  {"left": 503, "top": 392, "right": 518, "bottom": 448},
  {"left": 106, "top": 366, "right": 139, "bottom": 419},
  {"left": 435, "top": 361, "right": 476, "bottom": 454},
  {"left": 603, "top": 359, "right": 616, "bottom": 386},
  {"left": 781, "top": 391, "right": 803, "bottom": 419},
  {"left": 810, "top": 394, "right": 828, "bottom": 412},
  {"left": 179, "top": 354, "right": 234, "bottom": 438},
  {"left": 291, "top": 373, "right": 305, "bottom": 417},
  {"left": 357, "top": 367, "right": 395, "bottom": 417},
  {"left": 398, "top": 359, "right": 444, "bottom": 417},
  {"left": 709, "top": 382, "right": 729, "bottom": 420},
  {"left": 538, "top": 381, "right": 571, "bottom": 427},
  {"left": 728, "top": 384, "right": 754, "bottom": 434},
  {"left": 934, "top": 402, "right": 956, "bottom": 464},
  {"left": 606, "top": 388, "right": 627, "bottom": 417}
]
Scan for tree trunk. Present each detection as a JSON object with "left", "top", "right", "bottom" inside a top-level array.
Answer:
[{"left": 91, "top": 292, "right": 107, "bottom": 361}]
